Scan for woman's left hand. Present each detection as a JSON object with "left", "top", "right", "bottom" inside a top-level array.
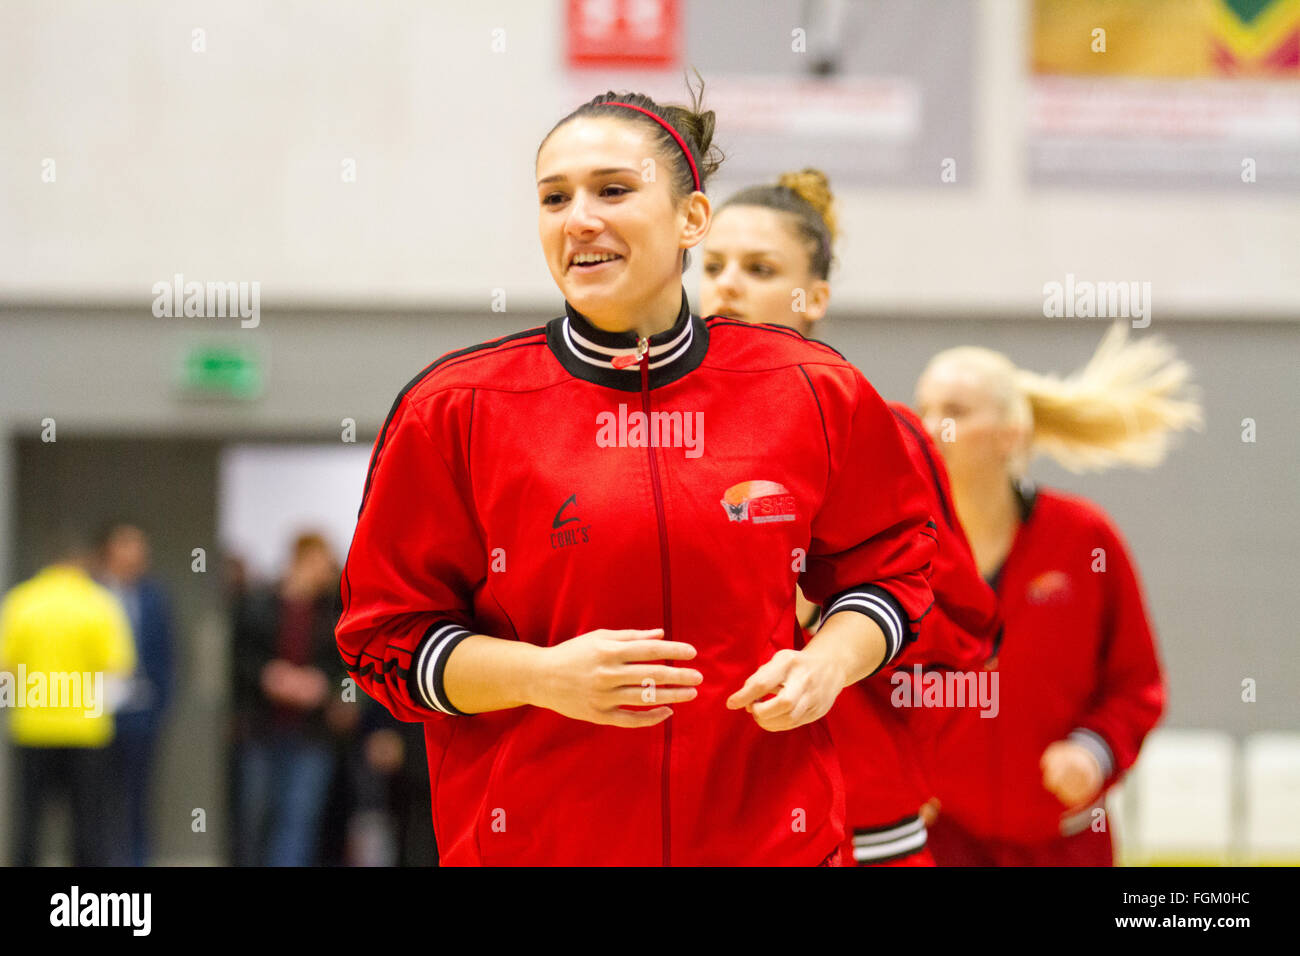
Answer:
[
  {"left": 1040, "top": 739, "right": 1104, "bottom": 808},
  {"left": 726, "top": 649, "right": 846, "bottom": 732}
]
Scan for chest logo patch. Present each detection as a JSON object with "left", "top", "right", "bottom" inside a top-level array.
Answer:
[
  {"left": 721, "top": 480, "right": 797, "bottom": 524},
  {"left": 1025, "top": 570, "right": 1071, "bottom": 605},
  {"left": 550, "top": 493, "right": 591, "bottom": 548}
]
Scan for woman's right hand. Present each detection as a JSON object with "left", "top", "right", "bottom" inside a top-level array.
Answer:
[{"left": 531, "top": 628, "right": 701, "bottom": 728}]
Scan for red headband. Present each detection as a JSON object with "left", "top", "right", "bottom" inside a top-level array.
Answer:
[{"left": 608, "top": 101, "right": 701, "bottom": 193}]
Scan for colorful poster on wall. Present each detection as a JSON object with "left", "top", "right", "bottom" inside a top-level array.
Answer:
[
  {"left": 562, "top": 0, "right": 974, "bottom": 189},
  {"left": 1028, "top": 0, "right": 1300, "bottom": 188}
]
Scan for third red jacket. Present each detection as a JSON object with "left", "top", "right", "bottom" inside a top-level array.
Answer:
[{"left": 923, "top": 486, "right": 1165, "bottom": 844}]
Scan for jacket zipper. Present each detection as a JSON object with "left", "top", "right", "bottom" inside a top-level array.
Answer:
[{"left": 638, "top": 337, "right": 674, "bottom": 867}]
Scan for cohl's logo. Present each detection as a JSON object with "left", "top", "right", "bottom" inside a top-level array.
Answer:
[
  {"left": 720, "top": 480, "right": 797, "bottom": 524},
  {"left": 551, "top": 493, "right": 591, "bottom": 548}
]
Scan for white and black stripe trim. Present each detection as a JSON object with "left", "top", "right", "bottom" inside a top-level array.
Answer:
[
  {"left": 545, "top": 286, "right": 710, "bottom": 393},
  {"left": 821, "top": 583, "right": 907, "bottom": 674},
  {"left": 409, "top": 621, "right": 475, "bottom": 716},
  {"left": 562, "top": 314, "right": 694, "bottom": 371},
  {"left": 851, "top": 815, "right": 928, "bottom": 864},
  {"left": 1068, "top": 727, "right": 1115, "bottom": 780}
]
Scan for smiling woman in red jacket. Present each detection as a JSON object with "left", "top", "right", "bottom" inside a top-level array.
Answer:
[
  {"left": 699, "top": 168, "right": 1001, "bottom": 866},
  {"left": 914, "top": 326, "right": 1201, "bottom": 865},
  {"left": 334, "top": 84, "right": 936, "bottom": 866}
]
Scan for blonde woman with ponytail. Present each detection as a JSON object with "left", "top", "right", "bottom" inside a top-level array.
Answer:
[
  {"left": 701, "top": 169, "right": 1003, "bottom": 866},
  {"left": 915, "top": 325, "right": 1201, "bottom": 865}
]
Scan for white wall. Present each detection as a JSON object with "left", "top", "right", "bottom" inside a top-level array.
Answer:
[
  {"left": 2, "top": 0, "right": 1297, "bottom": 317},
  {"left": 217, "top": 443, "right": 373, "bottom": 582}
]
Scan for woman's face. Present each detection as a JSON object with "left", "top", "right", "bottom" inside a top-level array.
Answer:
[
  {"left": 699, "top": 205, "right": 829, "bottom": 334},
  {"left": 536, "top": 116, "right": 707, "bottom": 328},
  {"left": 915, "top": 359, "right": 1020, "bottom": 486}
]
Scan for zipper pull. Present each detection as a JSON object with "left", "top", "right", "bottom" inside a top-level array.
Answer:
[{"left": 611, "top": 334, "right": 649, "bottom": 370}]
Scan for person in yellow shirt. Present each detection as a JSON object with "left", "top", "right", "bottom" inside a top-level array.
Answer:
[{"left": 0, "top": 533, "right": 136, "bottom": 866}]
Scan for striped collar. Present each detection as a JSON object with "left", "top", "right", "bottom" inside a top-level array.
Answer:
[{"left": 545, "top": 287, "right": 710, "bottom": 392}]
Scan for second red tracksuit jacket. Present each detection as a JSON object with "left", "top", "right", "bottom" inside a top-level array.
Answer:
[
  {"left": 819, "top": 403, "right": 1002, "bottom": 864},
  {"left": 335, "top": 289, "right": 936, "bottom": 865}
]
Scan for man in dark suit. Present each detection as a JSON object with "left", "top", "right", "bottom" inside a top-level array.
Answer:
[{"left": 97, "top": 522, "right": 175, "bottom": 867}]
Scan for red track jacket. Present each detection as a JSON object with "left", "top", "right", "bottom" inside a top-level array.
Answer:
[
  {"left": 817, "top": 403, "right": 1002, "bottom": 864},
  {"left": 335, "top": 290, "right": 936, "bottom": 865},
  {"left": 923, "top": 486, "right": 1166, "bottom": 845}
]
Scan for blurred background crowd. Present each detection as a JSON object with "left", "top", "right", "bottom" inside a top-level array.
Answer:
[{"left": 1, "top": 523, "right": 435, "bottom": 866}]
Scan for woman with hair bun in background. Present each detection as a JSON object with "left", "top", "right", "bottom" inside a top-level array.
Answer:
[
  {"left": 700, "top": 169, "right": 1002, "bottom": 866},
  {"left": 914, "top": 325, "right": 1201, "bottom": 865}
]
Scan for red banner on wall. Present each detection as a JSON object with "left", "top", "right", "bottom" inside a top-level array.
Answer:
[{"left": 567, "top": 0, "right": 680, "bottom": 68}]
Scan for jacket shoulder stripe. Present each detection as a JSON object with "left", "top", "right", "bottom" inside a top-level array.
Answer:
[
  {"left": 890, "top": 406, "right": 960, "bottom": 534},
  {"left": 341, "top": 329, "right": 546, "bottom": 621},
  {"left": 796, "top": 364, "right": 831, "bottom": 477},
  {"left": 704, "top": 316, "right": 848, "bottom": 362},
  {"left": 356, "top": 328, "right": 546, "bottom": 521}
]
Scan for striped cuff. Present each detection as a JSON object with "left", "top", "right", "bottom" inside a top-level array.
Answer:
[
  {"left": 821, "top": 584, "right": 908, "bottom": 675},
  {"left": 851, "top": 815, "right": 928, "bottom": 865},
  {"left": 1059, "top": 799, "right": 1104, "bottom": 837},
  {"left": 1068, "top": 727, "right": 1115, "bottom": 780},
  {"left": 409, "top": 621, "right": 475, "bottom": 716}
]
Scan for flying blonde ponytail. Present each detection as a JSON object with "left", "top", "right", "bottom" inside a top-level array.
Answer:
[{"left": 928, "top": 322, "right": 1204, "bottom": 476}]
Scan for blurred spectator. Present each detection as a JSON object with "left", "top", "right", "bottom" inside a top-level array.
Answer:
[
  {"left": 333, "top": 695, "right": 437, "bottom": 866},
  {"left": 223, "top": 552, "right": 250, "bottom": 867},
  {"left": 95, "top": 521, "right": 175, "bottom": 867},
  {"left": 0, "top": 532, "right": 136, "bottom": 866},
  {"left": 223, "top": 554, "right": 249, "bottom": 603},
  {"left": 358, "top": 705, "right": 438, "bottom": 866},
  {"left": 231, "top": 532, "right": 352, "bottom": 866}
]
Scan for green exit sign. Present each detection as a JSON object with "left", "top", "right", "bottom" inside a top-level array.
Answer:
[{"left": 178, "top": 343, "right": 264, "bottom": 399}]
